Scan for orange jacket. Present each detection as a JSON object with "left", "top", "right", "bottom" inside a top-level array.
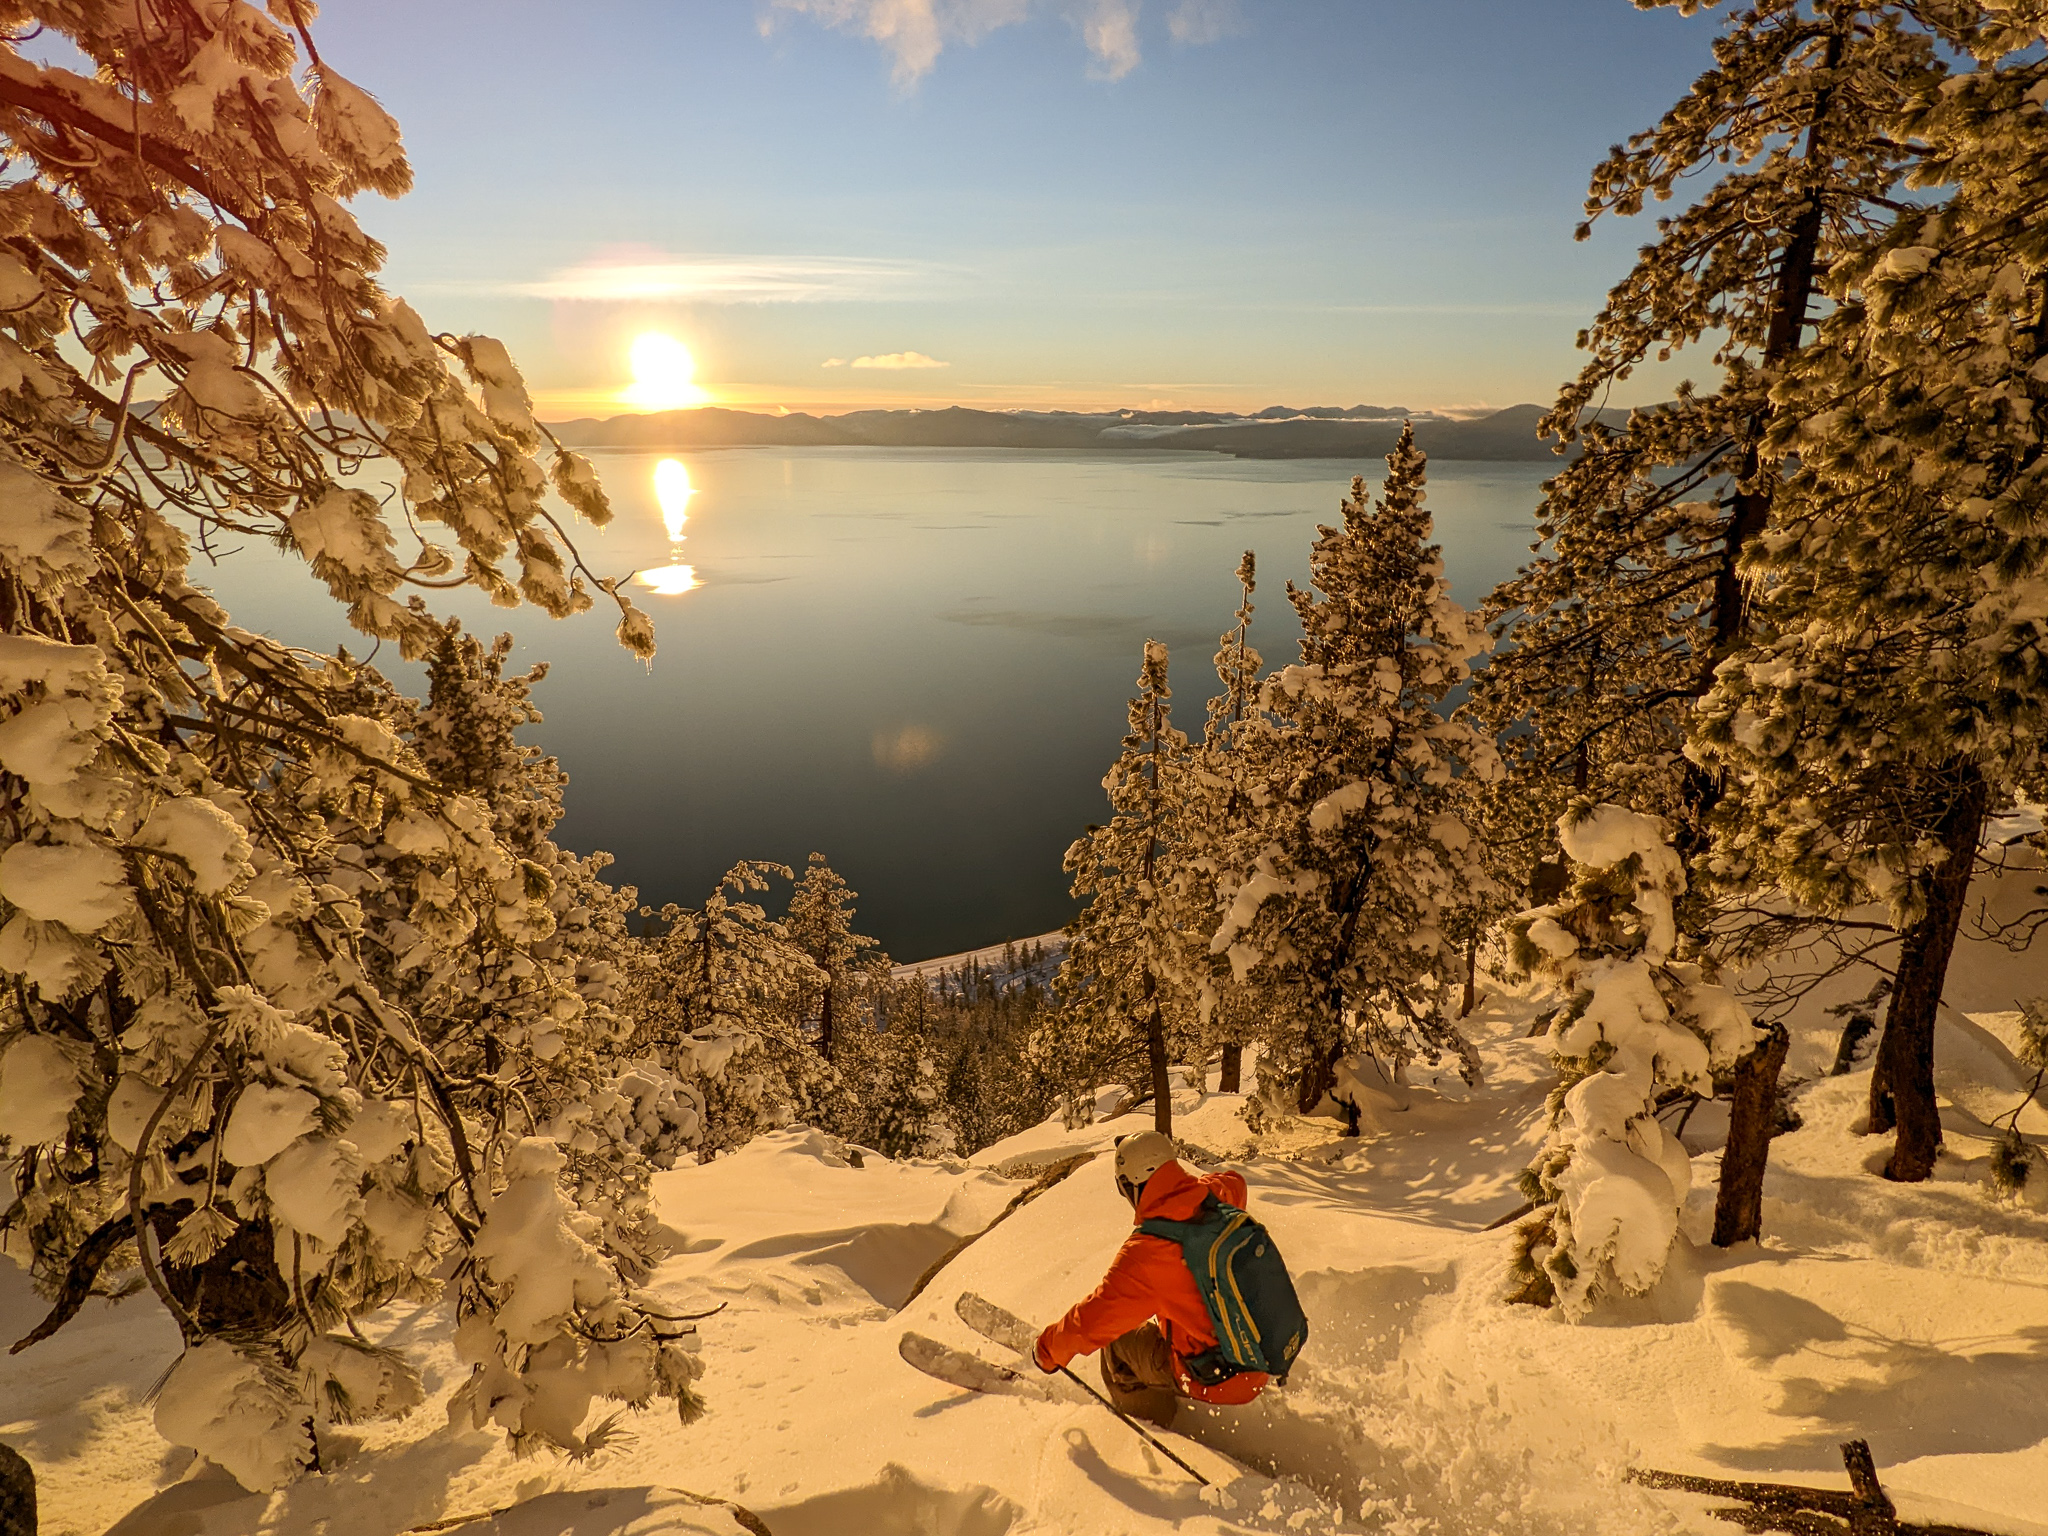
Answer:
[{"left": 1032, "top": 1160, "right": 1269, "bottom": 1405}]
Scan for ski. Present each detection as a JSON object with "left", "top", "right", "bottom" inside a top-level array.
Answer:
[
  {"left": 897, "top": 1331, "right": 1052, "bottom": 1400},
  {"left": 955, "top": 1291, "right": 1038, "bottom": 1357},
  {"left": 955, "top": 1291, "right": 1231, "bottom": 1489}
]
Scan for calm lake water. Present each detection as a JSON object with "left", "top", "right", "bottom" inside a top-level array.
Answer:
[{"left": 198, "top": 448, "right": 1553, "bottom": 961}]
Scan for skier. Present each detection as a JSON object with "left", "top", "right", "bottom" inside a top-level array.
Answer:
[{"left": 1031, "top": 1130, "right": 1272, "bottom": 1428}]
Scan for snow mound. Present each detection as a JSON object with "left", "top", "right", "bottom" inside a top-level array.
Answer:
[
  {"left": 438, "top": 1486, "right": 755, "bottom": 1535},
  {"left": 764, "top": 1463, "right": 1021, "bottom": 1536}
]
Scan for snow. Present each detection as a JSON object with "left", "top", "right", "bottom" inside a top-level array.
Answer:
[
  {"left": 0, "top": 913, "right": 99, "bottom": 996},
  {"left": 289, "top": 489, "right": 403, "bottom": 594},
  {"left": 893, "top": 929, "right": 1065, "bottom": 979},
  {"left": 0, "top": 456, "right": 93, "bottom": 589},
  {"left": 106, "top": 1074, "right": 185, "bottom": 1154},
  {"left": 0, "top": 1033, "right": 82, "bottom": 1144},
  {"left": 136, "top": 797, "right": 254, "bottom": 896},
  {"left": 153, "top": 1341, "right": 312, "bottom": 1494},
  {"left": 311, "top": 71, "right": 408, "bottom": 183},
  {"left": 163, "top": 331, "right": 273, "bottom": 422},
  {"left": 166, "top": 35, "right": 249, "bottom": 136},
  {"left": 219, "top": 1083, "right": 320, "bottom": 1168},
  {"left": 0, "top": 696, "right": 107, "bottom": 787},
  {"left": 4, "top": 897, "right": 2047, "bottom": 1536},
  {"left": 0, "top": 839, "right": 131, "bottom": 930},
  {"left": 264, "top": 1136, "right": 363, "bottom": 1248},
  {"left": 468, "top": 1138, "right": 616, "bottom": 1348}
]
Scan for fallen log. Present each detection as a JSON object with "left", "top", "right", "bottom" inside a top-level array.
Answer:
[{"left": 1629, "top": 1439, "right": 1994, "bottom": 1536}]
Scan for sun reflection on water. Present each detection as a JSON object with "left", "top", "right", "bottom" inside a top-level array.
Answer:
[{"left": 636, "top": 456, "right": 698, "bottom": 596}]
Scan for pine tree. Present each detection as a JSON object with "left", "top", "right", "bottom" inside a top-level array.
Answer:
[
  {"left": 1507, "top": 804, "right": 1760, "bottom": 1319},
  {"left": 0, "top": 4, "right": 684, "bottom": 1489},
  {"left": 1211, "top": 427, "right": 1498, "bottom": 1118},
  {"left": 1484, "top": 0, "right": 1963, "bottom": 802},
  {"left": 1181, "top": 553, "right": 1267, "bottom": 1095},
  {"left": 1051, "top": 642, "right": 1201, "bottom": 1133},
  {"left": 785, "top": 853, "right": 884, "bottom": 1067},
  {"left": 627, "top": 863, "right": 828, "bottom": 1153},
  {"left": 1693, "top": 10, "right": 2048, "bottom": 1181},
  {"left": 1476, "top": 0, "right": 1983, "bottom": 1237},
  {"left": 859, "top": 975, "right": 950, "bottom": 1159}
]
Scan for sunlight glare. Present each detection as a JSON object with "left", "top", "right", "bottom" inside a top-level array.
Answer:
[
  {"left": 621, "top": 332, "right": 709, "bottom": 409},
  {"left": 637, "top": 455, "right": 699, "bottom": 596},
  {"left": 637, "top": 562, "right": 697, "bottom": 595},
  {"left": 654, "top": 457, "right": 695, "bottom": 542}
]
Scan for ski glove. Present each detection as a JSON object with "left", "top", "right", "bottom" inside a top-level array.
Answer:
[{"left": 1032, "top": 1331, "right": 1060, "bottom": 1373}]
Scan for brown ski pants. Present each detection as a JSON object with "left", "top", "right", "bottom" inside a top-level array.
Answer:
[{"left": 1101, "top": 1322, "right": 1181, "bottom": 1429}]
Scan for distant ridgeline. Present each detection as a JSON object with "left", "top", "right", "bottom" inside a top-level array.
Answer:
[{"left": 546, "top": 403, "right": 1631, "bottom": 461}]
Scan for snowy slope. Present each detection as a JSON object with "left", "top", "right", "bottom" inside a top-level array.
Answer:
[
  {"left": 893, "top": 931, "right": 1066, "bottom": 995},
  {"left": 7, "top": 902, "right": 2048, "bottom": 1536}
]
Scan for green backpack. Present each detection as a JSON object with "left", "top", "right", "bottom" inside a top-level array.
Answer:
[{"left": 1140, "top": 1193, "right": 1308, "bottom": 1385}]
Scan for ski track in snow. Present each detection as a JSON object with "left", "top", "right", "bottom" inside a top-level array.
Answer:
[{"left": 7, "top": 886, "right": 2048, "bottom": 1536}]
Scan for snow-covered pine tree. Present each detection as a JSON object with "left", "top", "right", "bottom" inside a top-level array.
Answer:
[
  {"left": 1693, "top": 10, "right": 2048, "bottom": 1181},
  {"left": 1210, "top": 427, "right": 1498, "bottom": 1118},
  {"left": 372, "top": 626, "right": 697, "bottom": 1270},
  {"left": 1509, "top": 803, "right": 1760, "bottom": 1318},
  {"left": 785, "top": 852, "right": 885, "bottom": 1068},
  {"left": 627, "top": 863, "right": 827, "bottom": 1154},
  {"left": 1476, "top": 0, "right": 1980, "bottom": 1239},
  {"left": 1481, "top": 1, "right": 1960, "bottom": 818},
  {"left": 857, "top": 974, "right": 951, "bottom": 1159},
  {"left": 0, "top": 4, "right": 685, "bottom": 1490},
  {"left": 1050, "top": 641, "right": 1201, "bottom": 1134},
  {"left": 1186, "top": 553, "right": 1266, "bottom": 1094}
]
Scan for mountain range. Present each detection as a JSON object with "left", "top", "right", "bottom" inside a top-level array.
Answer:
[{"left": 545, "top": 403, "right": 1620, "bottom": 461}]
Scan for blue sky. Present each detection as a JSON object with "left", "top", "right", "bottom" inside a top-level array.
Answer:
[{"left": 314, "top": 1, "right": 1721, "bottom": 417}]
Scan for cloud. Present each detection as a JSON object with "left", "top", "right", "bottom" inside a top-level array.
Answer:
[
  {"left": 827, "top": 351, "right": 950, "bottom": 369},
  {"left": 1166, "top": 0, "right": 1240, "bottom": 45},
  {"left": 514, "top": 254, "right": 929, "bottom": 304},
  {"left": 769, "top": 0, "right": 1028, "bottom": 87},
  {"left": 768, "top": 0, "right": 1170, "bottom": 87},
  {"left": 1074, "top": 0, "right": 1139, "bottom": 79}
]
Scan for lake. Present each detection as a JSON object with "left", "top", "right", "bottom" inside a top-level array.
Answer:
[{"left": 196, "top": 447, "right": 1554, "bottom": 961}]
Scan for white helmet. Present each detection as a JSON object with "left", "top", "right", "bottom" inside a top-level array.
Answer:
[{"left": 1113, "top": 1131, "right": 1177, "bottom": 1199}]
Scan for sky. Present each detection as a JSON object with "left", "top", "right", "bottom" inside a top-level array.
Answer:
[{"left": 309, "top": 1, "right": 1724, "bottom": 419}]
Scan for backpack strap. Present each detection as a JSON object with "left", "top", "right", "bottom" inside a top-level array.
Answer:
[{"left": 1138, "top": 1192, "right": 1221, "bottom": 1244}]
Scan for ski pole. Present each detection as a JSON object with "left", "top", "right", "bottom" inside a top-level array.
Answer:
[{"left": 1056, "top": 1364, "right": 1211, "bottom": 1487}]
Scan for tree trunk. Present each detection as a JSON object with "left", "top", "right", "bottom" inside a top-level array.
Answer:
[
  {"left": 818, "top": 980, "right": 834, "bottom": 1063},
  {"left": 1712, "top": 1022, "right": 1789, "bottom": 1246},
  {"left": 1683, "top": 24, "right": 1846, "bottom": 840},
  {"left": 1296, "top": 1001, "right": 1343, "bottom": 1115},
  {"left": 1145, "top": 998, "right": 1172, "bottom": 1135},
  {"left": 1459, "top": 933, "right": 1479, "bottom": 1019},
  {"left": 1218, "top": 1042, "right": 1242, "bottom": 1094},
  {"left": 1868, "top": 1038, "right": 1895, "bottom": 1134},
  {"left": 1869, "top": 765, "right": 1989, "bottom": 1182}
]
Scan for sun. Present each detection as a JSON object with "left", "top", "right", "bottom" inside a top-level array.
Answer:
[{"left": 620, "top": 332, "right": 709, "bottom": 409}]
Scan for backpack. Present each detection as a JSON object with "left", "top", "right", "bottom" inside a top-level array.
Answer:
[{"left": 1140, "top": 1193, "right": 1308, "bottom": 1385}]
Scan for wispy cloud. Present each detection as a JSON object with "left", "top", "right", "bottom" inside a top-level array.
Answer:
[
  {"left": 824, "top": 351, "right": 950, "bottom": 369},
  {"left": 512, "top": 254, "right": 931, "bottom": 304},
  {"left": 767, "top": 0, "right": 1186, "bottom": 87},
  {"left": 1166, "top": 0, "right": 1240, "bottom": 45}
]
